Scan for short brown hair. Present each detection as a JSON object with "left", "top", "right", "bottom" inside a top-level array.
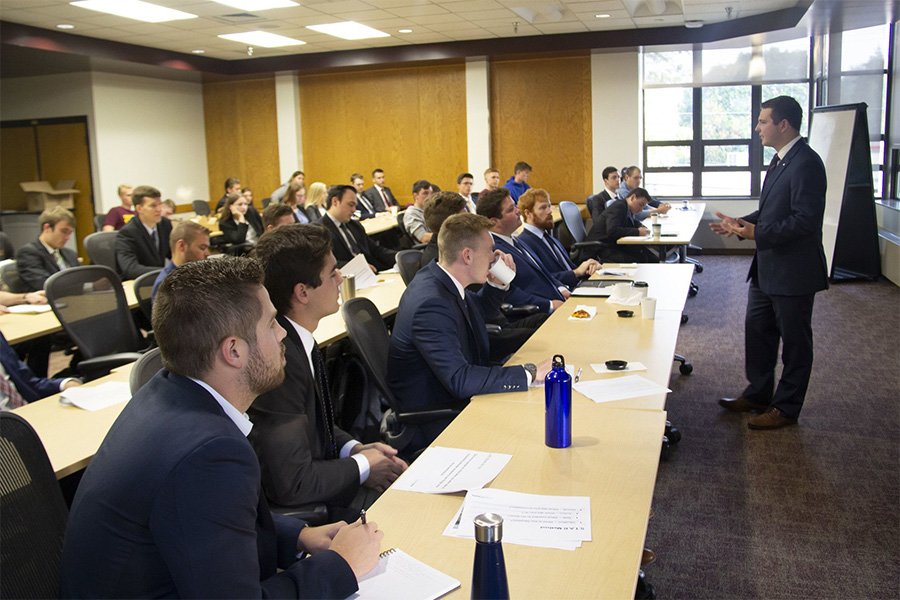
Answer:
[
  {"left": 517, "top": 188, "right": 549, "bottom": 215},
  {"left": 253, "top": 224, "right": 333, "bottom": 315},
  {"left": 424, "top": 191, "right": 466, "bottom": 235},
  {"left": 262, "top": 203, "right": 294, "bottom": 230},
  {"left": 169, "top": 220, "right": 210, "bottom": 252},
  {"left": 483, "top": 168, "right": 499, "bottom": 177},
  {"left": 475, "top": 187, "right": 510, "bottom": 220},
  {"left": 132, "top": 185, "right": 161, "bottom": 206},
  {"left": 438, "top": 212, "right": 493, "bottom": 264},
  {"left": 39, "top": 206, "right": 75, "bottom": 230},
  {"left": 117, "top": 184, "right": 132, "bottom": 195},
  {"left": 153, "top": 257, "right": 263, "bottom": 379}
]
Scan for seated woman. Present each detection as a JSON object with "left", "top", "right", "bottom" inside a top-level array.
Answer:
[
  {"left": 305, "top": 181, "right": 328, "bottom": 221},
  {"left": 217, "top": 193, "right": 262, "bottom": 252},
  {"left": 282, "top": 183, "right": 310, "bottom": 224}
]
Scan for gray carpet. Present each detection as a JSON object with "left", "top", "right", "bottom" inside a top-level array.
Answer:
[{"left": 646, "top": 255, "right": 900, "bottom": 599}]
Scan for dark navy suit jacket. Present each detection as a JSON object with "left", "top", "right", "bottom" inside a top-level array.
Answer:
[
  {"left": 0, "top": 332, "right": 63, "bottom": 403},
  {"left": 15, "top": 240, "right": 79, "bottom": 292},
  {"left": 114, "top": 216, "right": 173, "bottom": 280},
  {"left": 387, "top": 262, "right": 527, "bottom": 424},
  {"left": 515, "top": 228, "right": 578, "bottom": 288},
  {"left": 742, "top": 139, "right": 828, "bottom": 296},
  {"left": 490, "top": 233, "right": 565, "bottom": 313},
  {"left": 60, "top": 370, "right": 356, "bottom": 599}
]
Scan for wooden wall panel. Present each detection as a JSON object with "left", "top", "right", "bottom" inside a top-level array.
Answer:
[
  {"left": 299, "top": 63, "right": 467, "bottom": 206},
  {"left": 203, "top": 76, "right": 279, "bottom": 210},
  {"left": 490, "top": 55, "right": 593, "bottom": 203}
]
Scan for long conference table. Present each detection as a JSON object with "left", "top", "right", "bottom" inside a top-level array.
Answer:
[
  {"left": 11, "top": 262, "right": 694, "bottom": 598},
  {"left": 618, "top": 201, "right": 706, "bottom": 263}
]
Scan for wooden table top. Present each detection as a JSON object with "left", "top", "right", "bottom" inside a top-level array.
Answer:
[
  {"left": 314, "top": 272, "right": 406, "bottom": 346},
  {"left": 618, "top": 202, "right": 706, "bottom": 245}
]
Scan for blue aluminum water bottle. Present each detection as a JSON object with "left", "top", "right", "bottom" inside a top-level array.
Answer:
[
  {"left": 471, "top": 513, "right": 509, "bottom": 600},
  {"left": 545, "top": 354, "right": 572, "bottom": 448}
]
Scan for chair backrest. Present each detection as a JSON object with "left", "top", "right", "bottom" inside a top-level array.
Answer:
[
  {"left": 93, "top": 214, "right": 105, "bottom": 232},
  {"left": 83, "top": 231, "right": 118, "bottom": 270},
  {"left": 586, "top": 195, "right": 598, "bottom": 217},
  {"left": 45, "top": 265, "right": 144, "bottom": 359},
  {"left": 129, "top": 346, "right": 163, "bottom": 394},
  {"left": 1, "top": 263, "right": 28, "bottom": 294},
  {"left": 559, "top": 201, "right": 588, "bottom": 243},
  {"left": 192, "top": 200, "right": 210, "bottom": 216},
  {"left": 395, "top": 212, "right": 417, "bottom": 248},
  {"left": 261, "top": 197, "right": 272, "bottom": 208},
  {"left": 0, "top": 412, "right": 68, "bottom": 599},
  {"left": 133, "top": 268, "right": 161, "bottom": 323},
  {"left": 396, "top": 249, "right": 424, "bottom": 286},
  {"left": 340, "top": 297, "right": 400, "bottom": 412}
]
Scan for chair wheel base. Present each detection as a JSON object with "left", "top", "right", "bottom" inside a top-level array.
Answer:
[{"left": 679, "top": 363, "right": 693, "bottom": 375}]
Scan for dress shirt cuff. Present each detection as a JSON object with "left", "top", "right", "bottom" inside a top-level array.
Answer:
[
  {"left": 339, "top": 439, "right": 359, "bottom": 458},
  {"left": 341, "top": 440, "right": 370, "bottom": 484},
  {"left": 523, "top": 366, "right": 533, "bottom": 386},
  {"left": 487, "top": 280, "right": 510, "bottom": 291},
  {"left": 58, "top": 378, "right": 79, "bottom": 391}
]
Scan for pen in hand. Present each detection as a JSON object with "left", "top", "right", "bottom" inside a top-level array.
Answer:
[
  {"left": 574, "top": 368, "right": 582, "bottom": 383},
  {"left": 360, "top": 509, "right": 367, "bottom": 525}
]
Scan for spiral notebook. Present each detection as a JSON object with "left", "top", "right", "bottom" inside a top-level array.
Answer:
[{"left": 349, "top": 548, "right": 460, "bottom": 600}]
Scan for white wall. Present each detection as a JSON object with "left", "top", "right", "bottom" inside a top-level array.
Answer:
[
  {"left": 591, "top": 51, "right": 641, "bottom": 192},
  {"left": 275, "top": 71, "right": 302, "bottom": 183},
  {"left": 90, "top": 72, "right": 208, "bottom": 211},
  {"left": 0, "top": 72, "right": 94, "bottom": 120}
]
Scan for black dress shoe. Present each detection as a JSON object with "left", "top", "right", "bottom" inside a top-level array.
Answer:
[{"left": 718, "top": 396, "right": 769, "bottom": 413}]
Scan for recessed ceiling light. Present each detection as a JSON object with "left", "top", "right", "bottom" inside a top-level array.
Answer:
[
  {"left": 398, "top": 28, "right": 413, "bottom": 33},
  {"left": 211, "top": 0, "right": 298, "bottom": 10},
  {"left": 306, "top": 21, "right": 390, "bottom": 41},
  {"left": 70, "top": 0, "right": 197, "bottom": 23},
  {"left": 191, "top": 49, "right": 205, "bottom": 54},
  {"left": 56, "top": 23, "right": 76, "bottom": 29},
  {"left": 218, "top": 31, "right": 305, "bottom": 47},
  {"left": 595, "top": 13, "right": 610, "bottom": 18}
]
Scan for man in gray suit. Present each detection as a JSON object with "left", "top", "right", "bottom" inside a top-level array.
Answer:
[{"left": 16, "top": 207, "right": 79, "bottom": 291}]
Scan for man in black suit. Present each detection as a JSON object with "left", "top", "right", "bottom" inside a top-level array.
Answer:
[
  {"left": 586, "top": 188, "right": 656, "bottom": 263},
  {"left": 317, "top": 185, "right": 396, "bottom": 273},
  {"left": 712, "top": 95, "right": 828, "bottom": 430},
  {"left": 362, "top": 168, "right": 398, "bottom": 213},
  {"left": 16, "top": 207, "right": 80, "bottom": 291},
  {"left": 250, "top": 225, "right": 407, "bottom": 518},
  {"left": 351, "top": 173, "right": 377, "bottom": 219},
  {"left": 387, "top": 213, "right": 551, "bottom": 453},
  {"left": 456, "top": 172, "right": 478, "bottom": 213},
  {"left": 585, "top": 166, "right": 620, "bottom": 222},
  {"left": 115, "top": 185, "right": 173, "bottom": 280}
]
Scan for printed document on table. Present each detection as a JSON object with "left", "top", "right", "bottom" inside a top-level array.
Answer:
[
  {"left": 342, "top": 253, "right": 379, "bottom": 289},
  {"left": 391, "top": 447, "right": 511, "bottom": 494},
  {"left": 59, "top": 381, "right": 131, "bottom": 411},
  {"left": 573, "top": 374, "right": 670, "bottom": 404},
  {"left": 443, "top": 488, "right": 590, "bottom": 550}
]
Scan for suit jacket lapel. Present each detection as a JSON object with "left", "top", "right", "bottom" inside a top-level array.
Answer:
[
  {"left": 431, "top": 264, "right": 484, "bottom": 364},
  {"left": 760, "top": 140, "right": 804, "bottom": 209}
]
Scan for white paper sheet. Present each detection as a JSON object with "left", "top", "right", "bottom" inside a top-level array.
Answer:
[
  {"left": 573, "top": 374, "right": 670, "bottom": 404},
  {"left": 391, "top": 447, "right": 511, "bottom": 494},
  {"left": 5, "top": 304, "right": 52, "bottom": 314},
  {"left": 59, "top": 381, "right": 131, "bottom": 411},
  {"left": 443, "top": 488, "right": 591, "bottom": 550},
  {"left": 351, "top": 548, "right": 460, "bottom": 600},
  {"left": 342, "top": 253, "right": 379, "bottom": 290},
  {"left": 590, "top": 361, "right": 647, "bottom": 374}
]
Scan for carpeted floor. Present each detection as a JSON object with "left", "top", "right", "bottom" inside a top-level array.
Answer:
[{"left": 646, "top": 255, "right": 900, "bottom": 599}]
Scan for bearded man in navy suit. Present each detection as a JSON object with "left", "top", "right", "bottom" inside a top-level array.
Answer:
[{"left": 712, "top": 96, "right": 828, "bottom": 430}]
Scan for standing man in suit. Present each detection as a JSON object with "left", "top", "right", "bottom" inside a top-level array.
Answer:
[
  {"left": 712, "top": 95, "right": 828, "bottom": 430},
  {"left": 115, "top": 185, "right": 173, "bottom": 280},
  {"left": 362, "top": 168, "right": 398, "bottom": 213},
  {"left": 517, "top": 189, "right": 600, "bottom": 288},
  {"left": 456, "top": 172, "right": 478, "bottom": 213},
  {"left": 388, "top": 213, "right": 551, "bottom": 453},
  {"left": 250, "top": 225, "right": 407, "bottom": 518},
  {"left": 61, "top": 257, "right": 382, "bottom": 598},
  {"left": 477, "top": 188, "right": 568, "bottom": 313},
  {"left": 586, "top": 187, "right": 657, "bottom": 263},
  {"left": 351, "top": 173, "right": 377, "bottom": 219},
  {"left": 16, "top": 207, "right": 79, "bottom": 291},
  {"left": 585, "top": 166, "right": 620, "bottom": 221},
  {"left": 0, "top": 331, "right": 80, "bottom": 410},
  {"left": 318, "top": 185, "right": 396, "bottom": 273}
]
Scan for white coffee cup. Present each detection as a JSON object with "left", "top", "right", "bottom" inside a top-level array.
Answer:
[
  {"left": 641, "top": 297, "right": 657, "bottom": 320},
  {"left": 613, "top": 282, "right": 631, "bottom": 296},
  {"left": 489, "top": 258, "right": 516, "bottom": 286},
  {"left": 390, "top": 206, "right": 399, "bottom": 217}
]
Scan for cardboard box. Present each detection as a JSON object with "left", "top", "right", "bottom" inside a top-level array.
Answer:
[{"left": 20, "top": 180, "right": 79, "bottom": 212}]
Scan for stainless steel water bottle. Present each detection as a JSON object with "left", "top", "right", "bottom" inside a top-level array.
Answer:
[
  {"left": 545, "top": 354, "right": 572, "bottom": 448},
  {"left": 471, "top": 513, "right": 509, "bottom": 600}
]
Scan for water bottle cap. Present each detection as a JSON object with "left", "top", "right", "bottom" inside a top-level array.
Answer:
[
  {"left": 552, "top": 354, "right": 565, "bottom": 369},
  {"left": 474, "top": 513, "right": 503, "bottom": 543}
]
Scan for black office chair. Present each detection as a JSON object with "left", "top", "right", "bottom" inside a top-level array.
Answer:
[
  {"left": 1, "top": 262, "right": 28, "bottom": 293},
  {"left": 261, "top": 197, "right": 272, "bottom": 208},
  {"left": 92, "top": 214, "right": 105, "bottom": 232},
  {"left": 129, "top": 346, "right": 163, "bottom": 394},
  {"left": 558, "top": 201, "right": 603, "bottom": 262},
  {"left": 0, "top": 412, "right": 69, "bottom": 599},
  {"left": 192, "top": 200, "right": 210, "bottom": 216},
  {"left": 133, "top": 268, "right": 161, "bottom": 324},
  {"left": 396, "top": 249, "right": 424, "bottom": 285},
  {"left": 45, "top": 266, "right": 148, "bottom": 381},
  {"left": 84, "top": 231, "right": 118, "bottom": 270},
  {"left": 341, "top": 297, "right": 459, "bottom": 454}
]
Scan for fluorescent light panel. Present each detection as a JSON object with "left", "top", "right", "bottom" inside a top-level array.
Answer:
[
  {"left": 218, "top": 31, "right": 305, "bottom": 47},
  {"left": 306, "top": 21, "right": 390, "bottom": 40},
  {"left": 70, "top": 0, "right": 196, "bottom": 23},
  {"left": 211, "top": 0, "right": 299, "bottom": 10}
]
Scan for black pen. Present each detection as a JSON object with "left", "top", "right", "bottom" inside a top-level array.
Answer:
[{"left": 360, "top": 509, "right": 367, "bottom": 525}]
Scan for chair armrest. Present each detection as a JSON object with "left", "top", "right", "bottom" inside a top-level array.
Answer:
[
  {"left": 485, "top": 324, "right": 502, "bottom": 335},
  {"left": 500, "top": 303, "right": 541, "bottom": 318},
  {"left": 268, "top": 502, "right": 330, "bottom": 526},
  {"left": 396, "top": 408, "right": 461, "bottom": 426},
  {"left": 77, "top": 352, "right": 143, "bottom": 381},
  {"left": 571, "top": 241, "right": 604, "bottom": 251}
]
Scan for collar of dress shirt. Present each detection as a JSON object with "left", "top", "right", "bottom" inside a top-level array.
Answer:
[
  {"left": 285, "top": 315, "right": 316, "bottom": 377},
  {"left": 188, "top": 377, "right": 253, "bottom": 437},
  {"left": 142, "top": 222, "right": 158, "bottom": 237},
  {"left": 492, "top": 231, "right": 514, "bottom": 245},
  {"left": 523, "top": 223, "right": 547, "bottom": 238},
  {"left": 40, "top": 239, "right": 58, "bottom": 256},
  {"left": 777, "top": 135, "right": 802, "bottom": 160},
  {"left": 325, "top": 212, "right": 344, "bottom": 228},
  {"left": 437, "top": 263, "right": 466, "bottom": 300},
  {"left": 605, "top": 186, "right": 618, "bottom": 197}
]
